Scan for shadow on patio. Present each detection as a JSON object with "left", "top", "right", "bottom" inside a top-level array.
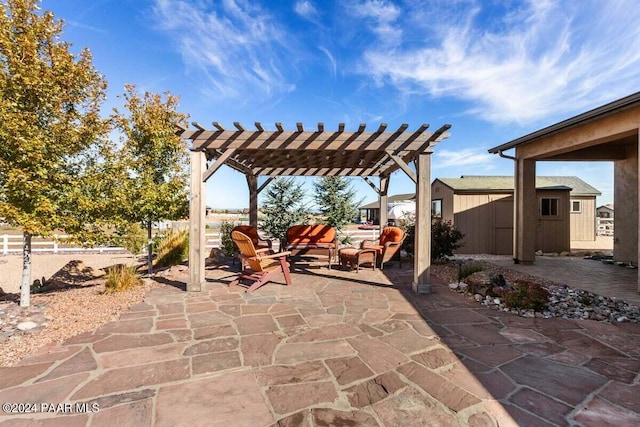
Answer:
[{"left": 0, "top": 258, "right": 639, "bottom": 426}]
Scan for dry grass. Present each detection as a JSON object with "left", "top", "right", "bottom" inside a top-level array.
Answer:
[{"left": 104, "top": 264, "right": 142, "bottom": 293}]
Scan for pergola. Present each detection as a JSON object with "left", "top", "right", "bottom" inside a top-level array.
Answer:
[{"left": 177, "top": 121, "right": 451, "bottom": 294}]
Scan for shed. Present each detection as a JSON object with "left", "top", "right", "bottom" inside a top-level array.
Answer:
[{"left": 432, "top": 176, "right": 600, "bottom": 254}]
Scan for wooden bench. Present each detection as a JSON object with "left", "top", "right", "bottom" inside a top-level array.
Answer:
[{"left": 285, "top": 225, "right": 337, "bottom": 269}]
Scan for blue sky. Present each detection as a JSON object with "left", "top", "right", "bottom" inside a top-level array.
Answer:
[{"left": 43, "top": 0, "right": 640, "bottom": 208}]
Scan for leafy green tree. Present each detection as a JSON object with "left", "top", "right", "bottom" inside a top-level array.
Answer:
[
  {"left": 113, "top": 84, "right": 189, "bottom": 274},
  {"left": 0, "top": 0, "right": 109, "bottom": 306},
  {"left": 313, "top": 176, "right": 362, "bottom": 235},
  {"left": 260, "top": 177, "right": 308, "bottom": 248}
]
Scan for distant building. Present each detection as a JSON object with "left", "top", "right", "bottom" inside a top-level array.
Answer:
[
  {"left": 596, "top": 204, "right": 614, "bottom": 236},
  {"left": 359, "top": 193, "right": 415, "bottom": 225}
]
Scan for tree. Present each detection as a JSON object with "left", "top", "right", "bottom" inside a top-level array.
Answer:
[
  {"left": 260, "top": 177, "right": 308, "bottom": 248},
  {"left": 313, "top": 176, "right": 362, "bottom": 237},
  {"left": 113, "top": 84, "right": 189, "bottom": 274},
  {"left": 0, "top": 0, "right": 109, "bottom": 307}
]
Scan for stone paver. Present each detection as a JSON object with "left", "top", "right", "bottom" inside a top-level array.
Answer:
[{"left": 1, "top": 259, "right": 639, "bottom": 426}]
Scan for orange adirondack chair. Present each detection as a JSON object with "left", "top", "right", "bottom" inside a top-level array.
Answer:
[
  {"left": 229, "top": 231, "right": 292, "bottom": 292},
  {"left": 231, "top": 225, "right": 273, "bottom": 268}
]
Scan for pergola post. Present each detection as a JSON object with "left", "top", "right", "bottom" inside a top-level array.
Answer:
[
  {"left": 188, "top": 150, "right": 207, "bottom": 291},
  {"left": 379, "top": 177, "right": 389, "bottom": 227},
  {"left": 413, "top": 152, "right": 432, "bottom": 293},
  {"left": 246, "top": 175, "right": 258, "bottom": 227},
  {"left": 514, "top": 157, "right": 536, "bottom": 264}
]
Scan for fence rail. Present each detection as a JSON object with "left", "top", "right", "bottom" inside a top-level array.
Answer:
[{"left": 2, "top": 228, "right": 381, "bottom": 256}]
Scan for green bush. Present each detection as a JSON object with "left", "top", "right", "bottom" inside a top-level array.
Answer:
[
  {"left": 399, "top": 217, "right": 464, "bottom": 261},
  {"left": 458, "top": 261, "right": 483, "bottom": 281},
  {"left": 154, "top": 228, "right": 189, "bottom": 268},
  {"left": 432, "top": 220, "right": 464, "bottom": 261},
  {"left": 104, "top": 265, "right": 141, "bottom": 293},
  {"left": 219, "top": 220, "right": 237, "bottom": 257},
  {"left": 497, "top": 280, "right": 549, "bottom": 312}
]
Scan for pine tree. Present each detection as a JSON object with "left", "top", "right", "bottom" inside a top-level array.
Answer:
[
  {"left": 313, "top": 177, "right": 362, "bottom": 231},
  {"left": 260, "top": 178, "right": 308, "bottom": 248}
]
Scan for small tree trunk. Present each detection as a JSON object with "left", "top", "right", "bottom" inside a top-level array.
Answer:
[
  {"left": 20, "top": 232, "right": 32, "bottom": 307},
  {"left": 147, "top": 222, "right": 153, "bottom": 275}
]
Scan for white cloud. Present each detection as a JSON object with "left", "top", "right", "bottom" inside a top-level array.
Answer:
[
  {"left": 318, "top": 46, "right": 337, "bottom": 79},
  {"left": 356, "top": 0, "right": 640, "bottom": 125},
  {"left": 294, "top": 1, "right": 318, "bottom": 20},
  {"left": 348, "top": 0, "right": 402, "bottom": 47},
  {"left": 434, "top": 148, "right": 496, "bottom": 168},
  {"left": 152, "top": 0, "right": 295, "bottom": 101}
]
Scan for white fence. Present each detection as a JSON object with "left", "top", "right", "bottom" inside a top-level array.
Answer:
[
  {"left": 2, "top": 228, "right": 381, "bottom": 255},
  {"left": 1, "top": 234, "right": 127, "bottom": 255}
]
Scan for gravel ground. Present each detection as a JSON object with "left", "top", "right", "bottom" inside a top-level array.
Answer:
[
  {"left": 0, "top": 254, "right": 159, "bottom": 367},
  {"left": 0, "top": 253, "right": 137, "bottom": 294}
]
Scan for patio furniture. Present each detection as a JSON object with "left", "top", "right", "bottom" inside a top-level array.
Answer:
[
  {"left": 285, "top": 224, "right": 337, "bottom": 269},
  {"left": 231, "top": 225, "right": 273, "bottom": 268},
  {"left": 360, "top": 226, "right": 406, "bottom": 270},
  {"left": 338, "top": 247, "right": 376, "bottom": 272},
  {"left": 229, "top": 231, "right": 292, "bottom": 293}
]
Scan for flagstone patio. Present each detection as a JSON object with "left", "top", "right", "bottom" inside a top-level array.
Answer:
[{"left": 1, "top": 261, "right": 639, "bottom": 426}]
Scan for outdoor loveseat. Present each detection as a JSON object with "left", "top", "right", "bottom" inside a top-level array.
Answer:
[{"left": 285, "top": 224, "right": 337, "bottom": 269}]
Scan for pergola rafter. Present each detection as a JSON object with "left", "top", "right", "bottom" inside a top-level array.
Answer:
[{"left": 178, "top": 121, "right": 451, "bottom": 294}]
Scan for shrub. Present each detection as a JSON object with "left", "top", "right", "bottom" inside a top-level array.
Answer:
[
  {"left": 31, "top": 277, "right": 47, "bottom": 294},
  {"left": 104, "top": 265, "right": 141, "bottom": 293},
  {"left": 399, "top": 214, "right": 416, "bottom": 255},
  {"left": 497, "top": 280, "right": 550, "bottom": 312},
  {"left": 399, "top": 217, "right": 464, "bottom": 261},
  {"left": 154, "top": 228, "right": 189, "bottom": 268},
  {"left": 458, "top": 261, "right": 483, "bottom": 281},
  {"left": 432, "top": 220, "right": 464, "bottom": 260},
  {"left": 219, "top": 220, "right": 237, "bottom": 257}
]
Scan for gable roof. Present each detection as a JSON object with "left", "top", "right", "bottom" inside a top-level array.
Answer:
[{"left": 435, "top": 176, "right": 601, "bottom": 196}]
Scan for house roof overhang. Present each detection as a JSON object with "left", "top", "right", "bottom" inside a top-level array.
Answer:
[
  {"left": 176, "top": 121, "right": 451, "bottom": 180},
  {"left": 488, "top": 91, "right": 640, "bottom": 155}
]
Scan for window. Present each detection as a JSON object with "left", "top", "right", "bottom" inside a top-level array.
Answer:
[
  {"left": 432, "top": 199, "right": 442, "bottom": 219},
  {"left": 571, "top": 200, "right": 582, "bottom": 213},
  {"left": 540, "top": 198, "right": 559, "bottom": 217}
]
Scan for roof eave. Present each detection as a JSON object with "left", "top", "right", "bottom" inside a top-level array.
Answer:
[{"left": 488, "top": 91, "right": 640, "bottom": 154}]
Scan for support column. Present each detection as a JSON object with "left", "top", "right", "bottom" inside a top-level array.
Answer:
[
  {"left": 514, "top": 157, "right": 536, "bottom": 265},
  {"left": 188, "top": 150, "right": 207, "bottom": 291},
  {"left": 413, "top": 152, "right": 432, "bottom": 294},
  {"left": 637, "top": 134, "right": 640, "bottom": 293},
  {"left": 379, "top": 177, "right": 389, "bottom": 227},
  {"left": 246, "top": 175, "right": 258, "bottom": 227}
]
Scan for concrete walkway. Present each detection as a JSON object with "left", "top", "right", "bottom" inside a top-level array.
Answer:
[
  {"left": 488, "top": 256, "right": 640, "bottom": 306},
  {"left": 0, "top": 262, "right": 639, "bottom": 426}
]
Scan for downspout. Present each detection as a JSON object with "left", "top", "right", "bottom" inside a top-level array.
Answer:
[
  {"left": 497, "top": 150, "right": 519, "bottom": 263},
  {"left": 498, "top": 150, "right": 516, "bottom": 161}
]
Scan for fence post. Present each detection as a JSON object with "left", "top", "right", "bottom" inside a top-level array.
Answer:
[
  {"left": 53, "top": 234, "right": 58, "bottom": 254},
  {"left": 2, "top": 234, "right": 7, "bottom": 256}
]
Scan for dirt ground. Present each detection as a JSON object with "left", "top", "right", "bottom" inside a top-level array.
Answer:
[{"left": 0, "top": 253, "right": 137, "bottom": 295}]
